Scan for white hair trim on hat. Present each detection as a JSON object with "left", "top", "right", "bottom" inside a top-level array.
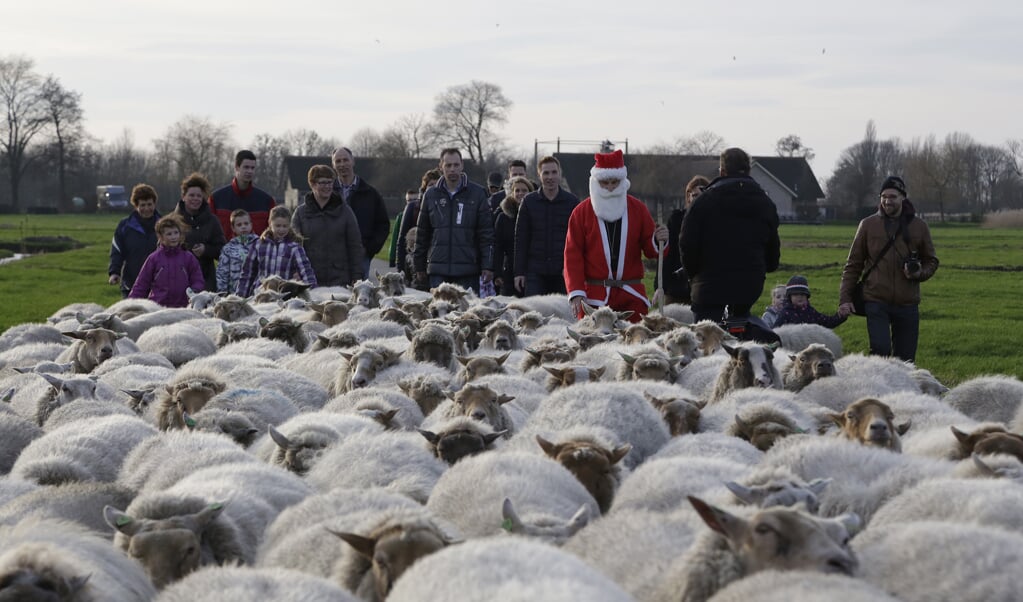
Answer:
[{"left": 591, "top": 165, "right": 628, "bottom": 181}]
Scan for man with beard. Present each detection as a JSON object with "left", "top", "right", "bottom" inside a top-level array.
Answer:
[
  {"left": 679, "top": 147, "right": 780, "bottom": 323},
  {"left": 563, "top": 149, "right": 668, "bottom": 321}
]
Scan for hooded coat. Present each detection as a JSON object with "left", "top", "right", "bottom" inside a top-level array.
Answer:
[{"left": 292, "top": 191, "right": 365, "bottom": 287}]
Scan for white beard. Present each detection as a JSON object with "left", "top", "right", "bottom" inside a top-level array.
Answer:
[{"left": 589, "top": 176, "right": 630, "bottom": 221}]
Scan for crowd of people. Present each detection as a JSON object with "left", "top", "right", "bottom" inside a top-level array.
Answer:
[{"left": 108, "top": 147, "right": 939, "bottom": 362}]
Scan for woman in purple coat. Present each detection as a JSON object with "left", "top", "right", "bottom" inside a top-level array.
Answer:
[{"left": 129, "top": 214, "right": 206, "bottom": 307}]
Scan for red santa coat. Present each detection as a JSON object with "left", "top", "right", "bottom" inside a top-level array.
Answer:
[{"left": 564, "top": 195, "right": 661, "bottom": 320}]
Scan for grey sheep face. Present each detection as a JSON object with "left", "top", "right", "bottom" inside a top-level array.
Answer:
[
  {"left": 124, "top": 385, "right": 159, "bottom": 416},
  {"left": 186, "top": 409, "right": 260, "bottom": 446},
  {"left": 398, "top": 374, "right": 448, "bottom": 416},
  {"left": 501, "top": 498, "right": 590, "bottom": 545},
  {"left": 484, "top": 322, "right": 517, "bottom": 351},
  {"left": 456, "top": 353, "right": 510, "bottom": 383},
  {"left": 619, "top": 351, "right": 679, "bottom": 382},
  {"left": 332, "top": 523, "right": 455, "bottom": 600},
  {"left": 450, "top": 385, "right": 513, "bottom": 426},
  {"left": 62, "top": 327, "right": 124, "bottom": 371},
  {"left": 216, "top": 322, "right": 258, "bottom": 347},
  {"left": 544, "top": 365, "right": 606, "bottom": 392},
  {"left": 351, "top": 280, "right": 382, "bottom": 308},
  {"left": 341, "top": 347, "right": 402, "bottom": 390},
  {"left": 269, "top": 426, "right": 331, "bottom": 474},
  {"left": 377, "top": 271, "right": 407, "bottom": 296},
  {"left": 566, "top": 328, "right": 617, "bottom": 351},
  {"left": 257, "top": 316, "right": 307, "bottom": 352},
  {"left": 831, "top": 397, "right": 910, "bottom": 452},
  {"left": 536, "top": 435, "right": 631, "bottom": 515},
  {"left": 313, "top": 331, "right": 359, "bottom": 351},
  {"left": 36, "top": 374, "right": 99, "bottom": 425},
  {"left": 0, "top": 567, "right": 90, "bottom": 601},
  {"left": 733, "top": 414, "right": 803, "bottom": 451},
  {"left": 689, "top": 496, "right": 860, "bottom": 577},
  {"left": 725, "top": 478, "right": 831, "bottom": 514},
  {"left": 211, "top": 298, "right": 255, "bottom": 322},
  {"left": 104, "top": 503, "right": 224, "bottom": 589},
  {"left": 309, "top": 300, "right": 351, "bottom": 327},
  {"left": 419, "top": 425, "right": 505, "bottom": 465}
]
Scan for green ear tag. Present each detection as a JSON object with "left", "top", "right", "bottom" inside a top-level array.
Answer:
[
  {"left": 184, "top": 416, "right": 197, "bottom": 428},
  {"left": 208, "top": 503, "right": 223, "bottom": 511},
  {"left": 116, "top": 516, "right": 133, "bottom": 527},
  {"left": 501, "top": 518, "right": 514, "bottom": 532}
]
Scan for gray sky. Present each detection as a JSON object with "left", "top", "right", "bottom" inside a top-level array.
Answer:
[{"left": 7, "top": 0, "right": 1023, "bottom": 182}]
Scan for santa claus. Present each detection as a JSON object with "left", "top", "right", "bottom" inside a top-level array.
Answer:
[{"left": 564, "top": 149, "right": 668, "bottom": 321}]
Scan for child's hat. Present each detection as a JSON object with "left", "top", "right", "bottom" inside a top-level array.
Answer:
[{"left": 786, "top": 275, "right": 811, "bottom": 299}]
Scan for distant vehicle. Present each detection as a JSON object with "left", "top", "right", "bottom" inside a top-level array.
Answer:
[{"left": 97, "top": 185, "right": 130, "bottom": 211}]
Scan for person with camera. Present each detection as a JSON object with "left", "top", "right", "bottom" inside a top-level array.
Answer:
[{"left": 839, "top": 176, "right": 938, "bottom": 362}]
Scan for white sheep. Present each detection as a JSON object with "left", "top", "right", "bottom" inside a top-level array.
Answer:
[
  {"left": 774, "top": 323, "right": 844, "bottom": 358},
  {"left": 0, "top": 481, "right": 134, "bottom": 536},
  {"left": 675, "top": 354, "right": 730, "bottom": 399},
  {"left": 183, "top": 387, "right": 300, "bottom": 446},
  {"left": 10, "top": 414, "right": 157, "bottom": 485},
  {"left": 42, "top": 397, "right": 137, "bottom": 431},
  {"left": 89, "top": 351, "right": 175, "bottom": 374},
  {"left": 5, "top": 372, "right": 121, "bottom": 426},
  {"left": 0, "top": 341, "right": 67, "bottom": 371},
  {"left": 854, "top": 521, "right": 1023, "bottom": 602},
  {"left": 709, "top": 343, "right": 783, "bottom": 401},
  {"left": 0, "top": 322, "right": 67, "bottom": 352},
  {"left": 0, "top": 518, "right": 156, "bottom": 600},
  {"left": 426, "top": 383, "right": 520, "bottom": 438},
  {"left": 221, "top": 365, "right": 328, "bottom": 412},
  {"left": 611, "top": 456, "right": 750, "bottom": 515},
  {"left": 119, "top": 307, "right": 206, "bottom": 340},
  {"left": 0, "top": 411, "right": 43, "bottom": 474},
  {"left": 0, "top": 479, "right": 38, "bottom": 507},
  {"left": 707, "top": 570, "right": 900, "bottom": 602},
  {"left": 51, "top": 327, "right": 121, "bottom": 374},
  {"left": 281, "top": 348, "right": 347, "bottom": 392},
  {"left": 251, "top": 413, "right": 383, "bottom": 474},
  {"left": 119, "top": 430, "right": 257, "bottom": 493},
  {"left": 781, "top": 343, "right": 836, "bottom": 392},
  {"left": 304, "top": 431, "right": 446, "bottom": 502},
  {"left": 216, "top": 337, "right": 297, "bottom": 361},
  {"left": 419, "top": 415, "right": 506, "bottom": 464},
  {"left": 324, "top": 386, "right": 425, "bottom": 431},
  {"left": 941, "top": 374, "right": 1023, "bottom": 425},
  {"left": 426, "top": 451, "right": 598, "bottom": 544},
  {"left": 868, "top": 476, "right": 1023, "bottom": 534},
  {"left": 156, "top": 566, "right": 356, "bottom": 602},
  {"left": 650, "top": 432, "right": 764, "bottom": 466},
  {"left": 136, "top": 321, "right": 217, "bottom": 367},
  {"left": 387, "top": 536, "right": 634, "bottom": 602},
  {"left": 797, "top": 353, "right": 920, "bottom": 412},
  {"left": 648, "top": 497, "right": 860, "bottom": 602}
]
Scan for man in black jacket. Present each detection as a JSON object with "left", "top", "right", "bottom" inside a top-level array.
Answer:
[
  {"left": 513, "top": 156, "right": 578, "bottom": 295},
  {"left": 679, "top": 147, "right": 780, "bottom": 323},
  {"left": 332, "top": 147, "right": 390, "bottom": 278},
  {"left": 414, "top": 148, "right": 494, "bottom": 293}
]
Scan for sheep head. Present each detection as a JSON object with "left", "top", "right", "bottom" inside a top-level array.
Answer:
[
  {"left": 543, "top": 365, "right": 606, "bottom": 391},
  {"left": 407, "top": 324, "right": 455, "bottom": 369},
  {"left": 450, "top": 384, "right": 513, "bottom": 431},
  {"left": 211, "top": 297, "right": 255, "bottom": 322},
  {"left": 831, "top": 397, "right": 909, "bottom": 452},
  {"left": 688, "top": 496, "right": 859, "bottom": 577},
  {"left": 258, "top": 316, "right": 307, "bottom": 352},
  {"left": 341, "top": 346, "right": 402, "bottom": 390},
  {"left": 0, "top": 563, "right": 90, "bottom": 600},
  {"left": 725, "top": 477, "right": 831, "bottom": 514},
  {"left": 656, "top": 328, "right": 700, "bottom": 367},
  {"left": 641, "top": 313, "right": 683, "bottom": 334},
  {"left": 514, "top": 311, "right": 549, "bottom": 333},
  {"left": 216, "top": 322, "right": 258, "bottom": 347},
  {"left": 268, "top": 425, "right": 331, "bottom": 474},
  {"left": 722, "top": 344, "right": 779, "bottom": 389},
  {"left": 62, "top": 327, "right": 124, "bottom": 370},
  {"left": 619, "top": 350, "right": 679, "bottom": 383},
  {"left": 397, "top": 373, "right": 448, "bottom": 416},
  {"left": 484, "top": 321, "right": 517, "bottom": 351},
  {"left": 376, "top": 271, "right": 407, "bottom": 297},
  {"left": 419, "top": 418, "right": 505, "bottom": 465},
  {"left": 456, "top": 352, "right": 510, "bottom": 382},
  {"left": 566, "top": 328, "right": 616, "bottom": 351},
  {"left": 645, "top": 393, "right": 703, "bottom": 436},
  {"left": 620, "top": 323, "right": 655, "bottom": 345},
  {"left": 310, "top": 300, "right": 351, "bottom": 327},
  {"left": 501, "top": 497, "right": 589, "bottom": 545},
  {"left": 536, "top": 435, "right": 630, "bottom": 515}
]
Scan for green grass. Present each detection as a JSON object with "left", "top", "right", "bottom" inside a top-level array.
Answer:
[{"left": 2, "top": 216, "right": 1021, "bottom": 387}]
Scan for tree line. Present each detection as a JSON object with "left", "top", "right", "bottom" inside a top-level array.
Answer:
[{"left": 3, "top": 54, "right": 1022, "bottom": 218}]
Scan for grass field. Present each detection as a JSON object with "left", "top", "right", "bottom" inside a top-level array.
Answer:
[{"left": 1, "top": 214, "right": 1020, "bottom": 386}]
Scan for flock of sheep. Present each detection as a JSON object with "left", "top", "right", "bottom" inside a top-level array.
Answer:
[{"left": 1, "top": 271, "right": 1022, "bottom": 602}]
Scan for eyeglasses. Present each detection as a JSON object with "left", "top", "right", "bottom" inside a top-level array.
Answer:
[{"left": 313, "top": 180, "right": 334, "bottom": 187}]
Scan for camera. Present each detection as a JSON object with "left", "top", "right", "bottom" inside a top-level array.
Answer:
[{"left": 904, "top": 252, "right": 922, "bottom": 277}]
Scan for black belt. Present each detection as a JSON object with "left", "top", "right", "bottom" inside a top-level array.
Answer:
[{"left": 586, "top": 279, "right": 642, "bottom": 288}]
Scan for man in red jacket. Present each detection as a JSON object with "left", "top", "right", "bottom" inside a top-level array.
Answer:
[
  {"left": 209, "top": 150, "right": 276, "bottom": 240},
  {"left": 564, "top": 149, "right": 668, "bottom": 322}
]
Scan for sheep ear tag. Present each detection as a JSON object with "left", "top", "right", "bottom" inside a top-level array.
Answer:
[
  {"left": 501, "top": 518, "right": 514, "bottom": 532},
  {"left": 115, "top": 515, "right": 133, "bottom": 527},
  {"left": 208, "top": 502, "right": 223, "bottom": 511},
  {"left": 184, "top": 415, "right": 197, "bottom": 428}
]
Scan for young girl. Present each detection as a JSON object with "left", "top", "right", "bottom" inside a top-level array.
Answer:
[
  {"left": 236, "top": 205, "right": 318, "bottom": 297},
  {"left": 129, "top": 214, "right": 206, "bottom": 307},
  {"left": 773, "top": 275, "right": 847, "bottom": 329},
  {"left": 761, "top": 284, "right": 787, "bottom": 328}
]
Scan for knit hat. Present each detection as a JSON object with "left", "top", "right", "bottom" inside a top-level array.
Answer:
[
  {"left": 786, "top": 275, "right": 811, "bottom": 299},
  {"left": 487, "top": 172, "right": 503, "bottom": 188},
  {"left": 591, "top": 149, "right": 628, "bottom": 181},
  {"left": 880, "top": 176, "right": 907, "bottom": 197}
]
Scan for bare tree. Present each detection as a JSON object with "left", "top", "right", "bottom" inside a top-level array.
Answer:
[
  {"left": 776, "top": 134, "right": 815, "bottom": 162},
  {"left": 348, "top": 127, "right": 383, "bottom": 158},
  {"left": 974, "top": 144, "right": 1011, "bottom": 212},
  {"left": 282, "top": 128, "right": 337, "bottom": 157},
  {"left": 0, "top": 55, "right": 49, "bottom": 209},
  {"left": 152, "top": 115, "right": 235, "bottom": 184},
  {"left": 391, "top": 112, "right": 435, "bottom": 158},
  {"left": 643, "top": 130, "right": 726, "bottom": 156},
  {"left": 432, "top": 80, "right": 512, "bottom": 166},
  {"left": 38, "top": 75, "right": 84, "bottom": 211},
  {"left": 825, "top": 121, "right": 902, "bottom": 218},
  {"left": 250, "top": 132, "right": 289, "bottom": 199}
]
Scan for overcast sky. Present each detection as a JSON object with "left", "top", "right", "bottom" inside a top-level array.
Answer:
[{"left": 7, "top": 0, "right": 1023, "bottom": 183}]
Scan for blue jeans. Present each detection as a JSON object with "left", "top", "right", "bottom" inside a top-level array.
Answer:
[
  {"left": 428, "top": 274, "right": 479, "bottom": 295},
  {"left": 865, "top": 301, "right": 919, "bottom": 362}
]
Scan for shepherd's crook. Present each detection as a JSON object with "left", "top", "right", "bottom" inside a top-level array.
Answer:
[{"left": 652, "top": 240, "right": 665, "bottom": 312}]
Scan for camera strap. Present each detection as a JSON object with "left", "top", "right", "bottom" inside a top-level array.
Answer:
[{"left": 859, "top": 220, "right": 904, "bottom": 285}]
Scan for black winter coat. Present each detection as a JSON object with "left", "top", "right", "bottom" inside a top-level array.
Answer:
[
  {"left": 513, "top": 187, "right": 579, "bottom": 277},
  {"left": 414, "top": 176, "right": 494, "bottom": 277},
  {"left": 655, "top": 208, "right": 690, "bottom": 301},
  {"left": 174, "top": 201, "right": 226, "bottom": 292},
  {"left": 679, "top": 175, "right": 780, "bottom": 307},
  {"left": 492, "top": 197, "right": 519, "bottom": 295},
  {"left": 292, "top": 192, "right": 365, "bottom": 287},
  {"left": 339, "top": 177, "right": 390, "bottom": 259},
  {"left": 109, "top": 210, "right": 160, "bottom": 296}
]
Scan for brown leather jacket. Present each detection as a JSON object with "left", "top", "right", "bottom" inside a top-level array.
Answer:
[{"left": 840, "top": 203, "right": 938, "bottom": 307}]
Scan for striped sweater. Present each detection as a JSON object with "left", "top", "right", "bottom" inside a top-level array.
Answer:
[{"left": 236, "top": 233, "right": 317, "bottom": 297}]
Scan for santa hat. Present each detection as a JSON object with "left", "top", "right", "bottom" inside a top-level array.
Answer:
[{"left": 591, "top": 149, "right": 628, "bottom": 181}]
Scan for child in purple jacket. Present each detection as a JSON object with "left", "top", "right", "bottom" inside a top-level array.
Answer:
[
  {"left": 237, "top": 205, "right": 318, "bottom": 297},
  {"left": 129, "top": 214, "right": 205, "bottom": 307},
  {"left": 773, "top": 275, "right": 848, "bottom": 329}
]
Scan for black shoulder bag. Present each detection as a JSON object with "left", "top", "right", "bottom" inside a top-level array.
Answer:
[{"left": 850, "top": 221, "right": 905, "bottom": 316}]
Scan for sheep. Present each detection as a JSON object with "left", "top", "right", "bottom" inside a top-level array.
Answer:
[
  {"left": 8, "top": 359, "right": 72, "bottom": 375},
  {"left": 95, "top": 363, "right": 176, "bottom": 417},
  {"left": 620, "top": 322, "right": 656, "bottom": 344},
  {"left": 304, "top": 431, "right": 447, "bottom": 502},
  {"left": 709, "top": 343, "right": 783, "bottom": 402},
  {"left": 797, "top": 354, "right": 921, "bottom": 413},
  {"left": 692, "top": 319, "right": 731, "bottom": 356},
  {"left": 47, "top": 301, "right": 106, "bottom": 323},
  {"left": 333, "top": 344, "right": 403, "bottom": 394},
  {"left": 543, "top": 364, "right": 606, "bottom": 392},
  {"left": 89, "top": 350, "right": 175, "bottom": 374},
  {"left": 0, "top": 411, "right": 43, "bottom": 474},
  {"left": 119, "top": 307, "right": 206, "bottom": 340},
  {"left": 429, "top": 282, "right": 473, "bottom": 312},
  {"left": 309, "top": 328, "right": 360, "bottom": 352},
  {"left": 519, "top": 336, "right": 578, "bottom": 372},
  {"left": 375, "top": 270, "right": 406, "bottom": 296},
  {"left": 419, "top": 416, "right": 505, "bottom": 464},
  {"left": 470, "top": 372, "right": 549, "bottom": 415},
  {"left": 11, "top": 414, "right": 157, "bottom": 485},
  {"left": 0, "top": 479, "right": 38, "bottom": 507},
  {"left": 155, "top": 566, "right": 356, "bottom": 602},
  {"left": 648, "top": 497, "right": 860, "bottom": 602},
  {"left": 655, "top": 326, "right": 702, "bottom": 368},
  {"left": 0, "top": 322, "right": 67, "bottom": 352},
  {"left": 0, "top": 481, "right": 135, "bottom": 535},
  {"left": 612, "top": 455, "right": 751, "bottom": 515},
  {"left": 642, "top": 312, "right": 684, "bottom": 334},
  {"left": 211, "top": 295, "right": 258, "bottom": 322},
  {"left": 479, "top": 319, "right": 519, "bottom": 351},
  {"left": 723, "top": 468, "right": 832, "bottom": 514},
  {"left": 324, "top": 387, "right": 425, "bottom": 431},
  {"left": 185, "top": 288, "right": 223, "bottom": 312},
  {"left": 5, "top": 372, "right": 120, "bottom": 426},
  {"left": 961, "top": 452, "right": 1023, "bottom": 483},
  {"left": 941, "top": 375, "right": 1023, "bottom": 425},
  {"left": 0, "top": 342, "right": 67, "bottom": 371},
  {"left": 455, "top": 351, "right": 511, "bottom": 384},
  {"left": 255, "top": 315, "right": 309, "bottom": 352},
  {"left": 536, "top": 431, "right": 631, "bottom": 514},
  {"left": 386, "top": 535, "right": 634, "bottom": 602},
  {"left": 782, "top": 343, "right": 836, "bottom": 392},
  {"left": 910, "top": 367, "right": 949, "bottom": 396},
  {"left": 257, "top": 487, "right": 420, "bottom": 579},
  {"left": 617, "top": 347, "right": 683, "bottom": 383},
  {"left": 674, "top": 354, "right": 731, "bottom": 399},
  {"left": 515, "top": 382, "right": 670, "bottom": 469},
  {"left": 651, "top": 432, "right": 764, "bottom": 465},
  {"left": 216, "top": 337, "right": 296, "bottom": 361},
  {"left": 155, "top": 368, "right": 229, "bottom": 430},
  {"left": 250, "top": 414, "right": 383, "bottom": 474},
  {"left": 830, "top": 397, "right": 911, "bottom": 452},
  {"left": 721, "top": 399, "right": 813, "bottom": 452},
  {"left": 565, "top": 327, "right": 618, "bottom": 350},
  {"left": 869, "top": 476, "right": 1023, "bottom": 534},
  {"left": 429, "top": 383, "right": 518, "bottom": 438},
  {"left": 0, "top": 518, "right": 157, "bottom": 601},
  {"left": 514, "top": 310, "right": 550, "bottom": 333},
  {"left": 136, "top": 322, "right": 217, "bottom": 367},
  {"left": 330, "top": 506, "right": 460, "bottom": 601},
  {"left": 576, "top": 305, "right": 631, "bottom": 335},
  {"left": 256, "top": 276, "right": 312, "bottom": 301},
  {"left": 774, "top": 323, "right": 844, "bottom": 359},
  {"left": 222, "top": 365, "right": 328, "bottom": 412},
  {"left": 307, "top": 299, "right": 352, "bottom": 327},
  {"left": 105, "top": 461, "right": 311, "bottom": 589},
  {"left": 106, "top": 297, "right": 163, "bottom": 319},
  {"left": 707, "top": 570, "right": 900, "bottom": 602},
  {"left": 397, "top": 372, "right": 450, "bottom": 416},
  {"left": 183, "top": 388, "right": 299, "bottom": 446},
  {"left": 118, "top": 430, "right": 258, "bottom": 493},
  {"left": 49, "top": 328, "right": 121, "bottom": 374},
  {"left": 426, "top": 451, "right": 597, "bottom": 544},
  {"left": 854, "top": 522, "right": 1023, "bottom": 602},
  {"left": 645, "top": 392, "right": 704, "bottom": 436},
  {"left": 42, "top": 397, "right": 138, "bottom": 431}
]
